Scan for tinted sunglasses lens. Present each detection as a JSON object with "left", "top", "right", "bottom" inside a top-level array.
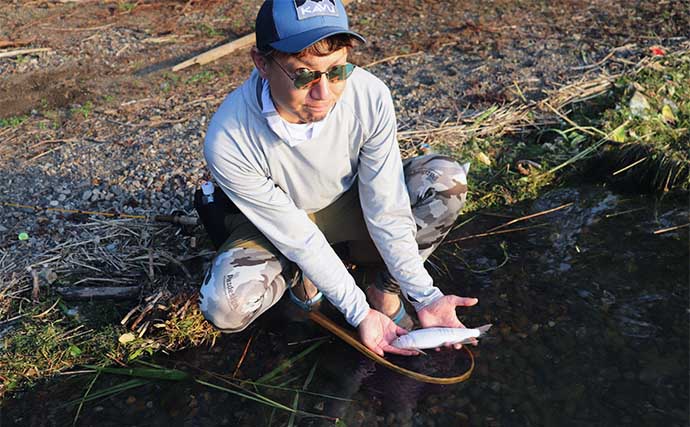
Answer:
[
  {"left": 328, "top": 63, "right": 355, "bottom": 82},
  {"left": 293, "top": 64, "right": 356, "bottom": 89},
  {"left": 294, "top": 71, "right": 319, "bottom": 89}
]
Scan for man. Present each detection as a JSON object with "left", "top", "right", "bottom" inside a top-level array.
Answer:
[{"left": 198, "top": 0, "right": 477, "bottom": 357}]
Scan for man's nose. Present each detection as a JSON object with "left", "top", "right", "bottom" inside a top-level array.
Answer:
[{"left": 309, "top": 74, "right": 330, "bottom": 100}]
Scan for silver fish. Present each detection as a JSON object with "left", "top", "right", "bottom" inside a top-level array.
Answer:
[{"left": 392, "top": 324, "right": 492, "bottom": 352}]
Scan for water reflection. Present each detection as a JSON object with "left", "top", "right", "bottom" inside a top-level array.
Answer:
[{"left": 303, "top": 344, "right": 474, "bottom": 427}]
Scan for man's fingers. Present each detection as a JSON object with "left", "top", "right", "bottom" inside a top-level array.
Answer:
[
  {"left": 440, "top": 341, "right": 463, "bottom": 350},
  {"left": 365, "top": 341, "right": 385, "bottom": 357},
  {"left": 395, "top": 325, "right": 409, "bottom": 335},
  {"left": 381, "top": 344, "right": 419, "bottom": 356},
  {"left": 452, "top": 296, "right": 478, "bottom": 307}
]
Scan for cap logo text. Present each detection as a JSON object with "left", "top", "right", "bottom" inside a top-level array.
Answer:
[{"left": 294, "top": 0, "right": 338, "bottom": 20}]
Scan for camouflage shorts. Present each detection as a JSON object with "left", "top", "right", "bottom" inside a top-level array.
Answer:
[{"left": 199, "top": 154, "right": 469, "bottom": 332}]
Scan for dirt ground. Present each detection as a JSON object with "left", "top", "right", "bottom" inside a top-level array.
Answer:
[
  {"left": 2, "top": 0, "right": 688, "bottom": 118},
  {"left": 0, "top": 0, "right": 687, "bottom": 223}
]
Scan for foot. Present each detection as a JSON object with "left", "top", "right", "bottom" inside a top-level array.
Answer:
[
  {"left": 291, "top": 275, "right": 320, "bottom": 301},
  {"left": 289, "top": 274, "right": 323, "bottom": 312},
  {"left": 365, "top": 286, "right": 403, "bottom": 318}
]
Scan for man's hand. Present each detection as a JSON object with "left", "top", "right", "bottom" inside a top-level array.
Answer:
[
  {"left": 357, "top": 309, "right": 419, "bottom": 357},
  {"left": 417, "top": 295, "right": 478, "bottom": 350}
]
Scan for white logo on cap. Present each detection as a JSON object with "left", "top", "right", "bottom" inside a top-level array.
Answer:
[{"left": 294, "top": 0, "right": 338, "bottom": 20}]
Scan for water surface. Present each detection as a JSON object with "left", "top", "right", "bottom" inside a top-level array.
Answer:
[{"left": 3, "top": 186, "right": 688, "bottom": 427}]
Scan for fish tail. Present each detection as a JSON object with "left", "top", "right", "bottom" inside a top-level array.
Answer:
[{"left": 476, "top": 324, "right": 492, "bottom": 335}]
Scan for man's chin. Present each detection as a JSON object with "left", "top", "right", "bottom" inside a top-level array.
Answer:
[{"left": 300, "top": 110, "right": 330, "bottom": 124}]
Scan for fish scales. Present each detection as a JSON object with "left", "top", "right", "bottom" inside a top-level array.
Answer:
[{"left": 392, "top": 324, "right": 492, "bottom": 350}]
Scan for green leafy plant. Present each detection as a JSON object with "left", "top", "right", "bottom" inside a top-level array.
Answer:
[
  {"left": 0, "top": 115, "right": 27, "bottom": 127},
  {"left": 118, "top": 2, "right": 136, "bottom": 13},
  {"left": 186, "top": 70, "right": 217, "bottom": 85},
  {"left": 197, "top": 23, "right": 224, "bottom": 37},
  {"left": 71, "top": 101, "right": 94, "bottom": 119}
]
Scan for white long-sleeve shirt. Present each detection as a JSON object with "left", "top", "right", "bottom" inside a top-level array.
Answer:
[{"left": 204, "top": 67, "right": 443, "bottom": 327}]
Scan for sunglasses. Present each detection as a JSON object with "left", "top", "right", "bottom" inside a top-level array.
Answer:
[{"left": 269, "top": 57, "right": 356, "bottom": 89}]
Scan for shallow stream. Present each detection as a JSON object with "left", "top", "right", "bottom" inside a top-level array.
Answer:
[{"left": 3, "top": 185, "right": 688, "bottom": 426}]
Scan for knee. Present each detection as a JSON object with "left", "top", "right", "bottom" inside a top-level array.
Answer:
[
  {"left": 198, "top": 270, "right": 255, "bottom": 333},
  {"left": 407, "top": 155, "right": 470, "bottom": 211},
  {"left": 198, "top": 250, "right": 281, "bottom": 332},
  {"left": 425, "top": 155, "right": 469, "bottom": 192}
]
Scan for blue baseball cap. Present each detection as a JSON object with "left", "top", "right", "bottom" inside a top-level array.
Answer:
[{"left": 256, "top": 0, "right": 366, "bottom": 53}]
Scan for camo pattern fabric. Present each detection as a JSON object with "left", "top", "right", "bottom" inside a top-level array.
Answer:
[
  {"left": 404, "top": 154, "right": 469, "bottom": 260},
  {"left": 199, "top": 153, "right": 469, "bottom": 331},
  {"left": 199, "top": 245, "right": 288, "bottom": 332}
]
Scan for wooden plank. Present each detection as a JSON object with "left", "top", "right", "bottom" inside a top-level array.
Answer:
[{"left": 172, "top": 33, "right": 255, "bottom": 71}]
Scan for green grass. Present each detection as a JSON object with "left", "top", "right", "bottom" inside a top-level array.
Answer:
[
  {"left": 197, "top": 23, "right": 224, "bottom": 38},
  {"left": 118, "top": 2, "right": 136, "bottom": 13},
  {"left": 70, "top": 101, "right": 94, "bottom": 119},
  {"left": 596, "top": 54, "right": 689, "bottom": 191},
  {"left": 0, "top": 298, "right": 123, "bottom": 396},
  {"left": 14, "top": 54, "right": 30, "bottom": 65},
  {"left": 437, "top": 52, "right": 690, "bottom": 213},
  {"left": 0, "top": 115, "right": 28, "bottom": 128},
  {"left": 186, "top": 70, "right": 217, "bottom": 85},
  {"left": 434, "top": 133, "right": 560, "bottom": 213}
]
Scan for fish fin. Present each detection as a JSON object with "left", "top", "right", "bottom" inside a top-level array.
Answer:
[
  {"left": 476, "top": 324, "right": 492, "bottom": 336},
  {"left": 457, "top": 338, "right": 478, "bottom": 346},
  {"left": 415, "top": 348, "right": 428, "bottom": 356}
]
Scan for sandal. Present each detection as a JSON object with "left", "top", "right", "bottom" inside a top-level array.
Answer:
[
  {"left": 288, "top": 271, "right": 323, "bottom": 311},
  {"left": 366, "top": 285, "right": 414, "bottom": 330}
]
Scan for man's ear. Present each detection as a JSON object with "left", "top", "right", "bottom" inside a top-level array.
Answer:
[{"left": 250, "top": 47, "right": 269, "bottom": 79}]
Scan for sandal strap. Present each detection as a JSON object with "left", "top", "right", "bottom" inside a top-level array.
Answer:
[
  {"left": 390, "top": 301, "right": 407, "bottom": 325},
  {"left": 288, "top": 284, "right": 323, "bottom": 311}
]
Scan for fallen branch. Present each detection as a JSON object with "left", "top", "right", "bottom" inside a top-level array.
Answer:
[
  {"left": 233, "top": 333, "right": 254, "bottom": 378},
  {"left": 0, "top": 38, "right": 36, "bottom": 49},
  {"left": 56, "top": 286, "right": 141, "bottom": 300},
  {"left": 364, "top": 51, "right": 423, "bottom": 68},
  {"left": 444, "top": 223, "right": 551, "bottom": 244},
  {"left": 485, "top": 202, "right": 573, "bottom": 233},
  {"left": 0, "top": 48, "right": 51, "bottom": 59},
  {"left": 653, "top": 223, "right": 690, "bottom": 235},
  {"left": 40, "top": 23, "right": 114, "bottom": 32}
]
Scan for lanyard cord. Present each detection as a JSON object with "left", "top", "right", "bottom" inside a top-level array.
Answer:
[{"left": 308, "top": 310, "right": 474, "bottom": 384}]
